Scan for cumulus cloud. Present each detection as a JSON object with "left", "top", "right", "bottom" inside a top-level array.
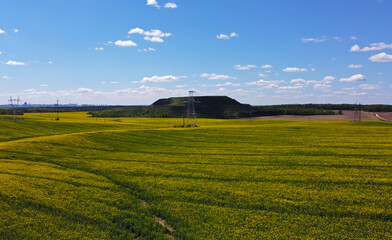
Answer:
[
  {"left": 200, "top": 73, "right": 237, "bottom": 80},
  {"left": 245, "top": 80, "right": 284, "bottom": 88},
  {"left": 5, "top": 60, "right": 26, "bottom": 66},
  {"left": 216, "top": 82, "right": 241, "bottom": 87},
  {"left": 114, "top": 40, "right": 137, "bottom": 47},
  {"left": 261, "top": 64, "right": 273, "bottom": 69},
  {"left": 13, "top": 28, "right": 19, "bottom": 33},
  {"left": 48, "top": 61, "right": 53, "bottom": 64},
  {"left": 302, "top": 36, "right": 342, "bottom": 43},
  {"left": 0, "top": 87, "right": 193, "bottom": 105},
  {"left": 2, "top": 75, "right": 10, "bottom": 79},
  {"left": 141, "top": 75, "right": 184, "bottom": 83},
  {"left": 164, "top": 2, "right": 177, "bottom": 8},
  {"left": 258, "top": 73, "right": 268, "bottom": 78},
  {"left": 95, "top": 47, "right": 104, "bottom": 51},
  {"left": 369, "top": 52, "right": 392, "bottom": 62},
  {"left": 302, "top": 37, "right": 327, "bottom": 43},
  {"left": 348, "top": 64, "right": 363, "bottom": 69},
  {"left": 339, "top": 74, "right": 366, "bottom": 82},
  {"left": 76, "top": 88, "right": 94, "bottom": 93},
  {"left": 147, "top": 0, "right": 160, "bottom": 8},
  {"left": 282, "top": 67, "right": 308, "bottom": 72},
  {"left": 128, "top": 28, "right": 171, "bottom": 43},
  {"left": 138, "top": 47, "right": 156, "bottom": 52},
  {"left": 349, "top": 91, "right": 367, "bottom": 96},
  {"left": 0, "top": 29, "right": 5, "bottom": 34},
  {"left": 0, "top": 51, "right": 2, "bottom": 54},
  {"left": 358, "top": 84, "right": 380, "bottom": 90},
  {"left": 234, "top": 64, "right": 257, "bottom": 70},
  {"left": 322, "top": 76, "right": 335, "bottom": 83},
  {"left": 350, "top": 42, "right": 392, "bottom": 52},
  {"left": 290, "top": 78, "right": 307, "bottom": 84},
  {"left": 313, "top": 83, "right": 332, "bottom": 91},
  {"left": 144, "top": 36, "right": 164, "bottom": 42},
  {"left": 216, "top": 32, "right": 238, "bottom": 40}
]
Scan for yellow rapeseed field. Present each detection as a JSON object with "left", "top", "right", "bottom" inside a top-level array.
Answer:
[{"left": 1, "top": 112, "right": 391, "bottom": 239}]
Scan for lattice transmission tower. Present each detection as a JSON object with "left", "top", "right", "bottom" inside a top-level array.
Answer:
[
  {"left": 185, "top": 91, "right": 198, "bottom": 127},
  {"left": 354, "top": 102, "right": 362, "bottom": 121},
  {"left": 8, "top": 96, "right": 21, "bottom": 119}
]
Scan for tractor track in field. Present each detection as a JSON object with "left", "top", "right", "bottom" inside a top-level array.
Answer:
[{"left": 1, "top": 129, "right": 178, "bottom": 239}]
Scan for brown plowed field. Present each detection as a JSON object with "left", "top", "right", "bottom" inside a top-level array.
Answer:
[
  {"left": 250, "top": 111, "right": 381, "bottom": 121},
  {"left": 374, "top": 112, "right": 392, "bottom": 121}
]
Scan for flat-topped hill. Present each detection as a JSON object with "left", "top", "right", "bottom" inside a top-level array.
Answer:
[
  {"left": 152, "top": 96, "right": 245, "bottom": 107},
  {"left": 151, "top": 96, "right": 252, "bottom": 118}
]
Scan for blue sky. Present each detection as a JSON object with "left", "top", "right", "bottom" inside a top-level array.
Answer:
[{"left": 1, "top": 0, "right": 392, "bottom": 105}]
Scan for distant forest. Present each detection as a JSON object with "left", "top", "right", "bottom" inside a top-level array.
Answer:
[{"left": 2, "top": 102, "right": 392, "bottom": 118}]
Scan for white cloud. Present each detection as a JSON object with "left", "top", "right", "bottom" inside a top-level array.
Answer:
[
  {"left": 358, "top": 84, "right": 380, "bottom": 90},
  {"left": 164, "top": 2, "right": 177, "bottom": 8},
  {"left": 144, "top": 36, "right": 164, "bottom": 42},
  {"left": 95, "top": 47, "right": 104, "bottom": 51},
  {"left": 313, "top": 83, "right": 332, "bottom": 91},
  {"left": 350, "top": 36, "right": 357, "bottom": 40},
  {"left": 2, "top": 75, "right": 10, "bottom": 79},
  {"left": 147, "top": 0, "right": 160, "bottom": 8},
  {"left": 40, "top": 84, "right": 48, "bottom": 87},
  {"left": 76, "top": 88, "right": 94, "bottom": 93},
  {"left": 0, "top": 51, "right": 2, "bottom": 54},
  {"left": 349, "top": 91, "right": 367, "bottom": 96},
  {"left": 290, "top": 78, "right": 307, "bottom": 84},
  {"left": 128, "top": 28, "right": 144, "bottom": 35},
  {"left": 282, "top": 67, "right": 308, "bottom": 72},
  {"left": 258, "top": 73, "right": 268, "bottom": 78},
  {"left": 230, "top": 32, "right": 238, "bottom": 37},
  {"left": 101, "top": 81, "right": 107, "bottom": 84},
  {"left": 0, "top": 29, "right": 5, "bottom": 34},
  {"left": 48, "top": 61, "right": 53, "bottom": 64},
  {"left": 5, "top": 60, "right": 26, "bottom": 66},
  {"left": 261, "top": 64, "right": 273, "bottom": 69},
  {"left": 216, "top": 32, "right": 238, "bottom": 40},
  {"left": 302, "top": 37, "right": 327, "bottom": 43},
  {"left": 322, "top": 76, "right": 335, "bottom": 83},
  {"left": 245, "top": 80, "right": 284, "bottom": 88},
  {"left": 0, "top": 87, "right": 193, "bottom": 105},
  {"left": 350, "top": 42, "right": 392, "bottom": 52},
  {"left": 348, "top": 64, "right": 363, "bottom": 69},
  {"left": 200, "top": 73, "right": 237, "bottom": 80},
  {"left": 369, "top": 52, "right": 392, "bottom": 63},
  {"left": 128, "top": 28, "right": 171, "bottom": 43},
  {"left": 141, "top": 75, "right": 184, "bottom": 83},
  {"left": 138, "top": 47, "right": 156, "bottom": 52},
  {"left": 234, "top": 64, "right": 257, "bottom": 70},
  {"left": 175, "top": 85, "right": 187, "bottom": 88},
  {"left": 278, "top": 85, "right": 303, "bottom": 90},
  {"left": 128, "top": 28, "right": 171, "bottom": 37},
  {"left": 114, "top": 40, "right": 137, "bottom": 47},
  {"left": 13, "top": 28, "right": 19, "bottom": 33},
  {"left": 110, "top": 81, "right": 119, "bottom": 84},
  {"left": 339, "top": 74, "right": 366, "bottom": 82},
  {"left": 311, "top": 67, "right": 316, "bottom": 72},
  {"left": 216, "top": 82, "right": 241, "bottom": 87},
  {"left": 302, "top": 36, "right": 341, "bottom": 43}
]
